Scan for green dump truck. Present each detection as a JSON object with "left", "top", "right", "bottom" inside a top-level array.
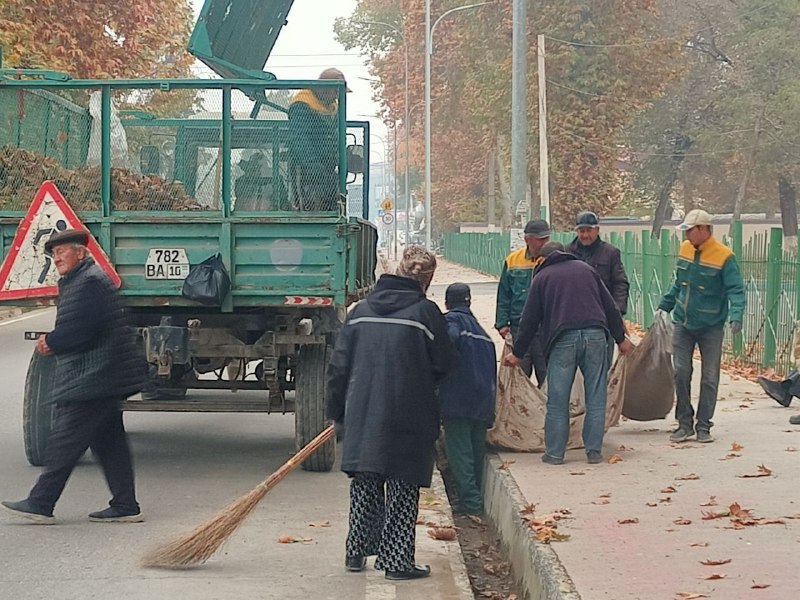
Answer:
[{"left": 0, "top": 0, "right": 377, "bottom": 471}]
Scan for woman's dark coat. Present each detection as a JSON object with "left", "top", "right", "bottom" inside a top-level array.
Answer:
[{"left": 326, "top": 274, "right": 456, "bottom": 487}]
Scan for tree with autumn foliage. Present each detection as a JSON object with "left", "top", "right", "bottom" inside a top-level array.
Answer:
[
  {"left": 336, "top": 0, "right": 683, "bottom": 231},
  {"left": 0, "top": 0, "right": 194, "bottom": 79}
]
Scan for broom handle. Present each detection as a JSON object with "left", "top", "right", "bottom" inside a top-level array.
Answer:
[{"left": 256, "top": 425, "right": 335, "bottom": 493}]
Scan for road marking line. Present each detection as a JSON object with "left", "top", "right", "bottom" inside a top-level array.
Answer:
[{"left": 0, "top": 308, "right": 54, "bottom": 327}]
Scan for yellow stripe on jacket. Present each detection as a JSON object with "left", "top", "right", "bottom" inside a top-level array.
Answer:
[
  {"left": 677, "top": 237, "right": 733, "bottom": 270},
  {"left": 505, "top": 246, "right": 543, "bottom": 270}
]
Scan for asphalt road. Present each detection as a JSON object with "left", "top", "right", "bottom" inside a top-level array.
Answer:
[{"left": 0, "top": 309, "right": 470, "bottom": 600}]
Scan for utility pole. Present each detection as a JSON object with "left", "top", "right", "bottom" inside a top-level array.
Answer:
[
  {"left": 393, "top": 123, "right": 399, "bottom": 259},
  {"left": 537, "top": 34, "right": 550, "bottom": 222},
  {"left": 424, "top": 0, "right": 432, "bottom": 249},
  {"left": 511, "top": 0, "right": 527, "bottom": 221}
]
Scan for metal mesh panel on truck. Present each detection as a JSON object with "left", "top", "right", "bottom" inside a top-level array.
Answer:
[
  {"left": 0, "top": 87, "right": 95, "bottom": 211},
  {"left": 0, "top": 80, "right": 348, "bottom": 214}
]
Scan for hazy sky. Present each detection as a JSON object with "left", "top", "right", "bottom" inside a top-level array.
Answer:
[{"left": 189, "top": 0, "right": 388, "bottom": 159}]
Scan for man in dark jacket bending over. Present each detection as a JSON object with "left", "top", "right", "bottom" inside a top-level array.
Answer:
[
  {"left": 503, "top": 242, "right": 633, "bottom": 465},
  {"left": 439, "top": 283, "right": 496, "bottom": 516},
  {"left": 2, "top": 229, "right": 143, "bottom": 524}
]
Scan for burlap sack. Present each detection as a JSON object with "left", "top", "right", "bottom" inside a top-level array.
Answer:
[
  {"left": 620, "top": 312, "right": 674, "bottom": 421},
  {"left": 487, "top": 339, "right": 625, "bottom": 452}
]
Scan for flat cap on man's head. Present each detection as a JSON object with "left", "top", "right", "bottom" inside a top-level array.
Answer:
[
  {"left": 677, "top": 209, "right": 712, "bottom": 231},
  {"left": 44, "top": 229, "right": 89, "bottom": 254},
  {"left": 318, "top": 67, "right": 352, "bottom": 92},
  {"left": 445, "top": 282, "right": 471, "bottom": 307},
  {"left": 575, "top": 211, "right": 600, "bottom": 229},
  {"left": 523, "top": 219, "right": 551, "bottom": 238}
]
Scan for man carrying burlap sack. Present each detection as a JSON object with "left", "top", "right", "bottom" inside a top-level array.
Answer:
[{"left": 503, "top": 242, "right": 633, "bottom": 465}]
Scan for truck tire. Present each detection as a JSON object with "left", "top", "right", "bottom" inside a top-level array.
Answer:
[
  {"left": 295, "top": 344, "right": 335, "bottom": 472},
  {"left": 23, "top": 351, "right": 58, "bottom": 467}
]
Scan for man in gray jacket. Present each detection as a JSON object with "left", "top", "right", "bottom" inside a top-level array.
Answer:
[{"left": 2, "top": 229, "right": 143, "bottom": 524}]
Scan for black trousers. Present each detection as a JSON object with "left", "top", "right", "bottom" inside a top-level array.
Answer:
[
  {"left": 27, "top": 400, "right": 138, "bottom": 515},
  {"left": 346, "top": 472, "right": 420, "bottom": 572}
]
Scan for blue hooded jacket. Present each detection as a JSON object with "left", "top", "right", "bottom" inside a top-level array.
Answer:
[{"left": 438, "top": 307, "right": 497, "bottom": 426}]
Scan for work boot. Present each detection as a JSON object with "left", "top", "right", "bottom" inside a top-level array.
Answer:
[
  {"left": 1, "top": 499, "right": 55, "bottom": 524},
  {"left": 345, "top": 555, "right": 367, "bottom": 572},
  {"left": 88, "top": 507, "right": 144, "bottom": 523},
  {"left": 758, "top": 376, "right": 791, "bottom": 407},
  {"left": 541, "top": 454, "right": 564, "bottom": 465},
  {"left": 385, "top": 564, "right": 431, "bottom": 580},
  {"left": 696, "top": 430, "right": 714, "bottom": 443},
  {"left": 587, "top": 451, "right": 603, "bottom": 464},
  {"left": 790, "top": 414, "right": 800, "bottom": 425},
  {"left": 669, "top": 427, "right": 695, "bottom": 443}
]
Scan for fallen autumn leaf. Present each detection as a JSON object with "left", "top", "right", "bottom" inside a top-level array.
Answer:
[
  {"left": 427, "top": 527, "right": 457, "bottom": 541},
  {"left": 701, "top": 573, "right": 726, "bottom": 580},
  {"left": 699, "top": 496, "right": 718, "bottom": 507},
  {"left": 676, "top": 473, "right": 700, "bottom": 480},
  {"left": 608, "top": 454, "right": 623, "bottom": 464},
  {"left": 700, "top": 559, "right": 731, "bottom": 566},
  {"left": 618, "top": 517, "right": 639, "bottom": 524},
  {"left": 674, "top": 518, "right": 692, "bottom": 525},
  {"left": 751, "top": 582, "right": 771, "bottom": 589},
  {"left": 308, "top": 520, "right": 331, "bottom": 528},
  {"left": 731, "top": 442, "right": 744, "bottom": 451}
]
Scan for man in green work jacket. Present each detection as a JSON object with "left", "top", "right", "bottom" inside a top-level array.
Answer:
[
  {"left": 658, "top": 210, "right": 745, "bottom": 444},
  {"left": 495, "top": 219, "right": 550, "bottom": 386},
  {"left": 288, "top": 68, "right": 350, "bottom": 211}
]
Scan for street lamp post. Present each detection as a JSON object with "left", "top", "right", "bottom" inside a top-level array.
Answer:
[{"left": 424, "top": 1, "right": 491, "bottom": 249}]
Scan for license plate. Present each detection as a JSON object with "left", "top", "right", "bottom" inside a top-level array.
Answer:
[{"left": 145, "top": 248, "right": 190, "bottom": 280}]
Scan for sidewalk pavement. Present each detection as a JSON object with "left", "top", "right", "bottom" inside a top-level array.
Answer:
[{"left": 431, "top": 258, "right": 800, "bottom": 600}]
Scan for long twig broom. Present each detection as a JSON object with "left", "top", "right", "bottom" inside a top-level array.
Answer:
[{"left": 141, "top": 425, "right": 335, "bottom": 568}]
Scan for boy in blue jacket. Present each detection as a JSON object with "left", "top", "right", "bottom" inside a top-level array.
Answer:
[{"left": 439, "top": 283, "right": 497, "bottom": 515}]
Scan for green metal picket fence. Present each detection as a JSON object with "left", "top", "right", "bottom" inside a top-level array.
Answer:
[{"left": 444, "top": 223, "right": 800, "bottom": 376}]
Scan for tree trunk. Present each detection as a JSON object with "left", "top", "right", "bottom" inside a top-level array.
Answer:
[
  {"left": 651, "top": 134, "right": 692, "bottom": 238},
  {"left": 779, "top": 175, "right": 798, "bottom": 250},
  {"left": 528, "top": 174, "right": 541, "bottom": 221},
  {"left": 487, "top": 147, "right": 496, "bottom": 227},
  {"left": 730, "top": 110, "right": 764, "bottom": 236},
  {"left": 495, "top": 134, "right": 513, "bottom": 229}
]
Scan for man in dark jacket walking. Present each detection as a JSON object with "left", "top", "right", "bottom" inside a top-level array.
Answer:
[
  {"left": 566, "top": 211, "right": 629, "bottom": 314},
  {"left": 327, "top": 246, "right": 455, "bottom": 580},
  {"left": 2, "top": 230, "right": 143, "bottom": 524},
  {"left": 439, "top": 283, "right": 496, "bottom": 516},
  {"left": 503, "top": 243, "right": 633, "bottom": 465}
]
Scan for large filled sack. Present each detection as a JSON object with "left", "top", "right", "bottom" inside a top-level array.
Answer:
[
  {"left": 488, "top": 339, "right": 625, "bottom": 452},
  {"left": 620, "top": 312, "right": 674, "bottom": 421}
]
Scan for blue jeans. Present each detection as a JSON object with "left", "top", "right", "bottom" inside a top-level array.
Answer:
[
  {"left": 545, "top": 328, "right": 609, "bottom": 460},
  {"left": 672, "top": 324, "right": 724, "bottom": 433}
]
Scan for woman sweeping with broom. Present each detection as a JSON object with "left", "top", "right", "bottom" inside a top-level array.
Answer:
[{"left": 326, "top": 246, "right": 455, "bottom": 580}]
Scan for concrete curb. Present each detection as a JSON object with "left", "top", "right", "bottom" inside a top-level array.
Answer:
[{"left": 483, "top": 453, "right": 581, "bottom": 600}]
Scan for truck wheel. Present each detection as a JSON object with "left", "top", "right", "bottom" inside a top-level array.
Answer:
[
  {"left": 295, "top": 344, "right": 335, "bottom": 472},
  {"left": 23, "top": 351, "right": 58, "bottom": 467}
]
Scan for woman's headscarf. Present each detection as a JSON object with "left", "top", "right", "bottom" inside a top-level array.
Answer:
[{"left": 396, "top": 245, "right": 437, "bottom": 292}]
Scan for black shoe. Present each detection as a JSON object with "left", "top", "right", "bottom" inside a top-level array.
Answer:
[
  {"left": 345, "top": 555, "right": 367, "bottom": 572},
  {"left": 790, "top": 414, "right": 800, "bottom": 425},
  {"left": 1, "top": 499, "right": 55, "bottom": 524},
  {"left": 541, "top": 454, "right": 564, "bottom": 465},
  {"left": 758, "top": 376, "right": 792, "bottom": 407},
  {"left": 587, "top": 451, "right": 603, "bottom": 464},
  {"left": 88, "top": 507, "right": 144, "bottom": 523},
  {"left": 385, "top": 564, "right": 431, "bottom": 580}
]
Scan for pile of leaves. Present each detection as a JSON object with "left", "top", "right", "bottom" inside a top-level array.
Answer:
[{"left": 0, "top": 146, "right": 204, "bottom": 211}]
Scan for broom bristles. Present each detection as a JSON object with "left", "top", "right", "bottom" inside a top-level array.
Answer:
[{"left": 141, "top": 425, "right": 334, "bottom": 568}]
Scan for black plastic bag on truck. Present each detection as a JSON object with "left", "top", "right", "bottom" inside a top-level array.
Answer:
[
  {"left": 181, "top": 254, "right": 231, "bottom": 305},
  {"left": 621, "top": 311, "right": 675, "bottom": 421}
]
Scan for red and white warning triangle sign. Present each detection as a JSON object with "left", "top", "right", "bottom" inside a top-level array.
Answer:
[{"left": 0, "top": 181, "right": 121, "bottom": 300}]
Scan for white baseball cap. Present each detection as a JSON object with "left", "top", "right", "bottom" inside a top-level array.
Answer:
[{"left": 677, "top": 209, "right": 712, "bottom": 231}]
